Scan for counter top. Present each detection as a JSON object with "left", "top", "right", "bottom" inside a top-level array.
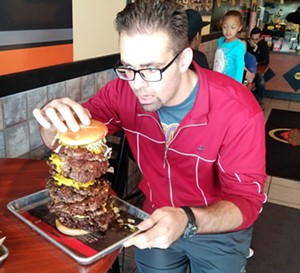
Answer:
[{"left": 270, "top": 50, "right": 300, "bottom": 56}]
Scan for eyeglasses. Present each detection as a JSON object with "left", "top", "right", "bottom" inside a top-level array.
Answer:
[{"left": 114, "top": 51, "right": 182, "bottom": 82}]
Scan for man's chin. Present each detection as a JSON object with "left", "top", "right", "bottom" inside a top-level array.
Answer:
[{"left": 140, "top": 103, "right": 160, "bottom": 112}]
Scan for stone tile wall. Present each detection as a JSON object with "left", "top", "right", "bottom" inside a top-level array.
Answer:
[{"left": 0, "top": 68, "right": 116, "bottom": 159}]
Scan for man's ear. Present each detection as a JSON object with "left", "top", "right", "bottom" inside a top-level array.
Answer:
[
  {"left": 179, "top": 47, "right": 193, "bottom": 72},
  {"left": 196, "top": 32, "right": 202, "bottom": 45}
]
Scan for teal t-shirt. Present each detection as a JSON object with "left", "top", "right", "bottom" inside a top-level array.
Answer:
[
  {"left": 213, "top": 37, "right": 245, "bottom": 83},
  {"left": 158, "top": 82, "right": 198, "bottom": 144}
]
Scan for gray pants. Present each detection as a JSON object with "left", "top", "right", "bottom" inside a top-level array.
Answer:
[{"left": 135, "top": 227, "right": 252, "bottom": 273}]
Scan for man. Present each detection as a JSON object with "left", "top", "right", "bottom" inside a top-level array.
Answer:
[
  {"left": 247, "top": 26, "right": 269, "bottom": 108},
  {"left": 33, "top": 1, "right": 266, "bottom": 272},
  {"left": 247, "top": 27, "right": 269, "bottom": 67},
  {"left": 286, "top": 6, "right": 300, "bottom": 25},
  {"left": 186, "top": 9, "right": 210, "bottom": 69}
]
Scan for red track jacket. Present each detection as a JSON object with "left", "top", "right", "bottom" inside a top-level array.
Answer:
[{"left": 83, "top": 62, "right": 267, "bottom": 231}]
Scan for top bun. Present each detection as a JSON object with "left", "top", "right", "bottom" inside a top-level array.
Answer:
[{"left": 57, "top": 119, "right": 108, "bottom": 146}]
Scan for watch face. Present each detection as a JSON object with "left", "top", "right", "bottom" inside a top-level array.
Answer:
[{"left": 183, "top": 223, "right": 198, "bottom": 238}]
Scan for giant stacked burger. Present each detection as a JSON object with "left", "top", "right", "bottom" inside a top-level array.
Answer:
[{"left": 46, "top": 119, "right": 118, "bottom": 236}]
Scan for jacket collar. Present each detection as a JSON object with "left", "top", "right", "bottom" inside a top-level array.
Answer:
[{"left": 180, "top": 61, "right": 209, "bottom": 126}]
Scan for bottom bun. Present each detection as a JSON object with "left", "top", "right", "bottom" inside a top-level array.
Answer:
[{"left": 55, "top": 219, "right": 90, "bottom": 236}]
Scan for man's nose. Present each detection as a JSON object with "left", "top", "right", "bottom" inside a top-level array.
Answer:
[{"left": 132, "top": 72, "right": 148, "bottom": 89}]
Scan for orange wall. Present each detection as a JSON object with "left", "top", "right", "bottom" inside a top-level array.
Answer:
[{"left": 0, "top": 44, "right": 73, "bottom": 75}]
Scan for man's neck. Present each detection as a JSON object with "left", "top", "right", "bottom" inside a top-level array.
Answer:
[{"left": 175, "top": 69, "right": 198, "bottom": 105}]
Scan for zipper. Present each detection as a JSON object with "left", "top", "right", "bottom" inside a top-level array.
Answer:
[{"left": 163, "top": 143, "right": 168, "bottom": 168}]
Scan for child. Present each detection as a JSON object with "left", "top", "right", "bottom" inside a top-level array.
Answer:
[{"left": 213, "top": 10, "right": 245, "bottom": 83}]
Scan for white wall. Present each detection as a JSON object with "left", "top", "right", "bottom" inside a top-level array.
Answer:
[
  {"left": 73, "top": 0, "right": 126, "bottom": 61},
  {"left": 72, "top": 1, "right": 213, "bottom": 60}
]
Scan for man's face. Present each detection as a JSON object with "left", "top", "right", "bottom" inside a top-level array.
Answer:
[
  {"left": 119, "top": 31, "right": 183, "bottom": 112},
  {"left": 250, "top": 33, "right": 260, "bottom": 45}
]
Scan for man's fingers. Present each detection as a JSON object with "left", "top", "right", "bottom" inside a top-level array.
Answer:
[
  {"left": 123, "top": 232, "right": 151, "bottom": 249},
  {"left": 44, "top": 106, "right": 71, "bottom": 133},
  {"left": 71, "top": 104, "right": 92, "bottom": 126},
  {"left": 33, "top": 98, "right": 92, "bottom": 133},
  {"left": 123, "top": 217, "right": 156, "bottom": 248},
  {"left": 123, "top": 225, "right": 170, "bottom": 249},
  {"left": 32, "top": 109, "right": 51, "bottom": 129},
  {"left": 137, "top": 216, "right": 156, "bottom": 231}
]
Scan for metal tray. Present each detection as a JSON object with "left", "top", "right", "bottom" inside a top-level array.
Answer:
[
  {"left": 0, "top": 244, "right": 9, "bottom": 264},
  {"left": 7, "top": 189, "right": 148, "bottom": 265}
]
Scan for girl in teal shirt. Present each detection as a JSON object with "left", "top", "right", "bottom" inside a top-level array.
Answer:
[{"left": 213, "top": 10, "right": 245, "bottom": 83}]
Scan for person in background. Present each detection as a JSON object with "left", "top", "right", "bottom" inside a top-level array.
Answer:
[
  {"left": 241, "top": 40, "right": 256, "bottom": 84},
  {"left": 247, "top": 27, "right": 269, "bottom": 67},
  {"left": 186, "top": 9, "right": 210, "bottom": 69},
  {"left": 247, "top": 26, "right": 269, "bottom": 108},
  {"left": 243, "top": 51, "right": 257, "bottom": 84},
  {"left": 286, "top": 6, "right": 300, "bottom": 25},
  {"left": 213, "top": 10, "right": 245, "bottom": 83},
  {"left": 33, "top": 1, "right": 267, "bottom": 272}
]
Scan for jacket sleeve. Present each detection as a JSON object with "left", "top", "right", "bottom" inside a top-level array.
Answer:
[{"left": 218, "top": 110, "right": 267, "bottom": 229}]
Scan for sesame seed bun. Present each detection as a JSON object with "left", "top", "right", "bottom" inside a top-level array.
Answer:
[{"left": 57, "top": 119, "right": 108, "bottom": 146}]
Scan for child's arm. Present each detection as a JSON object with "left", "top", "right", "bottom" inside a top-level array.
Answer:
[{"left": 235, "top": 42, "right": 246, "bottom": 83}]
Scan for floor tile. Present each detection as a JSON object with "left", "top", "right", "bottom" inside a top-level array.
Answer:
[
  {"left": 268, "top": 98, "right": 290, "bottom": 110},
  {"left": 267, "top": 176, "right": 300, "bottom": 209},
  {"left": 267, "top": 199, "right": 300, "bottom": 210},
  {"left": 288, "top": 100, "right": 300, "bottom": 112},
  {"left": 264, "top": 98, "right": 300, "bottom": 210}
]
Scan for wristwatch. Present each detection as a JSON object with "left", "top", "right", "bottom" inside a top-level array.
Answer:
[{"left": 181, "top": 206, "right": 198, "bottom": 238}]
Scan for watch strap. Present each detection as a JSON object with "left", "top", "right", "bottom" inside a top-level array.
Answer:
[
  {"left": 181, "top": 206, "right": 197, "bottom": 238},
  {"left": 181, "top": 206, "right": 196, "bottom": 225}
]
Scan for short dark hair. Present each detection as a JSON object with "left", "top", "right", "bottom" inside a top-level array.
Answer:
[
  {"left": 115, "top": 0, "right": 188, "bottom": 54},
  {"left": 250, "top": 26, "right": 262, "bottom": 37},
  {"left": 186, "top": 9, "right": 210, "bottom": 43}
]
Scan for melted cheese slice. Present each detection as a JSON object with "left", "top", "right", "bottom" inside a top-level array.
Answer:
[
  {"left": 49, "top": 153, "right": 63, "bottom": 173},
  {"left": 52, "top": 173, "right": 95, "bottom": 190}
]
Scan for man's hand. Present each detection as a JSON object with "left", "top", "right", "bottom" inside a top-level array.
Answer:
[
  {"left": 33, "top": 97, "right": 91, "bottom": 133},
  {"left": 123, "top": 207, "right": 188, "bottom": 249},
  {"left": 249, "top": 40, "right": 258, "bottom": 52}
]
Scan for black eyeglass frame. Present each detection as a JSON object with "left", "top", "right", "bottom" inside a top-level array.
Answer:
[{"left": 113, "top": 50, "right": 183, "bottom": 82}]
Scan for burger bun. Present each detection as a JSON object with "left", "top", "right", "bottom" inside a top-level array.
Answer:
[
  {"left": 55, "top": 219, "right": 90, "bottom": 236},
  {"left": 57, "top": 119, "right": 108, "bottom": 146}
]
